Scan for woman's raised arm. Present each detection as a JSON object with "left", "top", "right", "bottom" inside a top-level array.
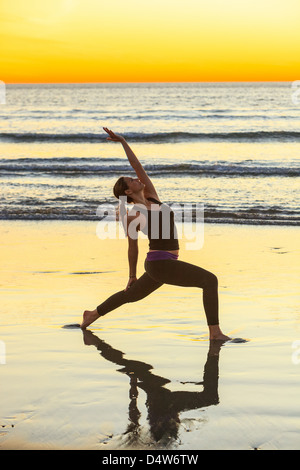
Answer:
[{"left": 103, "top": 127, "right": 159, "bottom": 199}]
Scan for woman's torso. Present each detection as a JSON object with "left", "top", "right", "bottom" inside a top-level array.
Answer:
[{"left": 130, "top": 196, "right": 179, "bottom": 254}]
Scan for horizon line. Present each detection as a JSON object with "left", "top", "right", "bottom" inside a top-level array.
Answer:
[{"left": 4, "top": 80, "right": 294, "bottom": 85}]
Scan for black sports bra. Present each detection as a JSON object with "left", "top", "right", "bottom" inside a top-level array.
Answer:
[{"left": 133, "top": 197, "right": 179, "bottom": 251}]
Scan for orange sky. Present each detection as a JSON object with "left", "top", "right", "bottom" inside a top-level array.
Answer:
[{"left": 1, "top": 0, "right": 300, "bottom": 83}]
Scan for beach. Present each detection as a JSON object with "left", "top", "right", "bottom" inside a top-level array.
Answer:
[
  {"left": 1, "top": 220, "right": 299, "bottom": 450},
  {"left": 1, "top": 81, "right": 299, "bottom": 450}
]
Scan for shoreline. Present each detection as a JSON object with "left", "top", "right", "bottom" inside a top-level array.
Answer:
[{"left": 0, "top": 217, "right": 299, "bottom": 225}]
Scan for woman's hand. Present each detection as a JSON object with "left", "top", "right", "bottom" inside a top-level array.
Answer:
[
  {"left": 103, "top": 127, "right": 125, "bottom": 143},
  {"left": 124, "top": 276, "right": 137, "bottom": 291}
]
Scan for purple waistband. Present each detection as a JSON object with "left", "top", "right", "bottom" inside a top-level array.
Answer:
[{"left": 146, "top": 251, "right": 178, "bottom": 261}]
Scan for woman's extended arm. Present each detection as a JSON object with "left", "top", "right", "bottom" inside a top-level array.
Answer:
[
  {"left": 103, "top": 127, "right": 159, "bottom": 199},
  {"left": 124, "top": 216, "right": 138, "bottom": 291}
]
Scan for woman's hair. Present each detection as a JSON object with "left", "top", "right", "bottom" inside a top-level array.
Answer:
[
  {"left": 113, "top": 176, "right": 134, "bottom": 203},
  {"left": 113, "top": 176, "right": 133, "bottom": 237}
]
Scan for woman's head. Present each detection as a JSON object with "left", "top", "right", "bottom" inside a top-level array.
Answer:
[
  {"left": 113, "top": 176, "right": 144, "bottom": 203},
  {"left": 113, "top": 176, "right": 131, "bottom": 202}
]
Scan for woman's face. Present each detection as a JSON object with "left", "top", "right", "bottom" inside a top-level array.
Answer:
[{"left": 124, "top": 177, "right": 145, "bottom": 195}]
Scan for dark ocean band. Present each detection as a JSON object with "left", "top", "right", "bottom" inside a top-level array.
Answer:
[{"left": 2, "top": 130, "right": 300, "bottom": 143}]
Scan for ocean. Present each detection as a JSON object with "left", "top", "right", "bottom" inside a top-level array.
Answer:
[{"left": 1, "top": 82, "right": 299, "bottom": 225}]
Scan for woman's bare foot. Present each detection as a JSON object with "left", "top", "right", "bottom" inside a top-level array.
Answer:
[
  {"left": 80, "top": 309, "right": 100, "bottom": 329},
  {"left": 209, "top": 325, "right": 231, "bottom": 341}
]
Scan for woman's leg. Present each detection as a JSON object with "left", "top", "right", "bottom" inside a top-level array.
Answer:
[
  {"left": 81, "top": 272, "right": 162, "bottom": 329},
  {"left": 145, "top": 259, "right": 230, "bottom": 340}
]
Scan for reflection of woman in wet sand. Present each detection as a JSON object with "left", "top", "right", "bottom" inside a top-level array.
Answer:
[
  {"left": 81, "top": 128, "right": 230, "bottom": 341},
  {"left": 82, "top": 330, "right": 222, "bottom": 444}
]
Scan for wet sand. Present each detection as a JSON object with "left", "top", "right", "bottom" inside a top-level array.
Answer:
[{"left": 0, "top": 220, "right": 300, "bottom": 450}]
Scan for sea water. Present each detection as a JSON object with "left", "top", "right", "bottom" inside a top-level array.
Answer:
[{"left": 0, "top": 82, "right": 299, "bottom": 225}]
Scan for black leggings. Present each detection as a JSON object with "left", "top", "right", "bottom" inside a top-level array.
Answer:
[{"left": 97, "top": 258, "right": 219, "bottom": 326}]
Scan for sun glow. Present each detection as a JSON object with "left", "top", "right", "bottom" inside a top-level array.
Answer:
[{"left": 1, "top": 0, "right": 300, "bottom": 83}]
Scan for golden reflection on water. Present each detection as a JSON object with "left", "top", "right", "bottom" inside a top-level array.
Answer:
[{"left": 81, "top": 329, "right": 222, "bottom": 448}]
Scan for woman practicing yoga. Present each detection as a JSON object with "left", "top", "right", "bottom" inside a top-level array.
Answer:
[{"left": 81, "top": 128, "right": 230, "bottom": 341}]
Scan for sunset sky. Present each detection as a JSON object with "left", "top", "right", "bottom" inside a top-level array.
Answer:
[{"left": 1, "top": 0, "right": 300, "bottom": 83}]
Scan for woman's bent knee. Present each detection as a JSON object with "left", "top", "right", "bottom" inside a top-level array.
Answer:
[{"left": 204, "top": 271, "right": 218, "bottom": 289}]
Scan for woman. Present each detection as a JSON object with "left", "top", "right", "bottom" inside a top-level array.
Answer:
[{"left": 81, "top": 128, "right": 230, "bottom": 341}]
